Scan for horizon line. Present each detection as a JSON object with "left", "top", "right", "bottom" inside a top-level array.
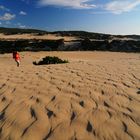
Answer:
[{"left": 0, "top": 26, "right": 140, "bottom": 36}]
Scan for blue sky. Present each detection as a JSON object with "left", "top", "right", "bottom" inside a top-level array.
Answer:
[{"left": 0, "top": 0, "right": 140, "bottom": 35}]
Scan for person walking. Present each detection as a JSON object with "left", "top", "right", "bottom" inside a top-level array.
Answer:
[{"left": 13, "top": 51, "right": 20, "bottom": 67}]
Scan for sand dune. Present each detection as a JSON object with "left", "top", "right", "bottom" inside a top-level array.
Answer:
[
  {"left": 0, "top": 33, "right": 79, "bottom": 41},
  {"left": 0, "top": 52, "right": 140, "bottom": 140}
]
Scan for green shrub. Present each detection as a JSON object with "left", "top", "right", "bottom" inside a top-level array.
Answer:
[{"left": 33, "top": 56, "right": 69, "bottom": 65}]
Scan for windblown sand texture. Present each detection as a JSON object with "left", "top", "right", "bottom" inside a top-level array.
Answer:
[{"left": 0, "top": 52, "right": 140, "bottom": 140}]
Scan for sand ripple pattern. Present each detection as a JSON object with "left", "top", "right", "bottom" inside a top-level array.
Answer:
[{"left": 0, "top": 52, "right": 140, "bottom": 140}]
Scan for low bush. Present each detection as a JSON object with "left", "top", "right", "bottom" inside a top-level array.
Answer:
[{"left": 33, "top": 56, "right": 69, "bottom": 65}]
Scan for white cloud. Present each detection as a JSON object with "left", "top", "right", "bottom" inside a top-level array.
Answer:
[
  {"left": 19, "top": 11, "right": 27, "bottom": 15},
  {"left": 38, "top": 0, "right": 140, "bottom": 13},
  {"left": 16, "top": 22, "right": 26, "bottom": 28},
  {"left": 105, "top": 0, "right": 140, "bottom": 14},
  {"left": 19, "top": 25, "right": 26, "bottom": 28},
  {"left": 0, "top": 22, "right": 2, "bottom": 25},
  {"left": 0, "top": 5, "right": 10, "bottom": 11},
  {"left": 38, "top": 0, "right": 96, "bottom": 9},
  {"left": 0, "top": 13, "right": 16, "bottom": 21}
]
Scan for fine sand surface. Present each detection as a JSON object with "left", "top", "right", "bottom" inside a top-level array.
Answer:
[{"left": 0, "top": 51, "right": 140, "bottom": 140}]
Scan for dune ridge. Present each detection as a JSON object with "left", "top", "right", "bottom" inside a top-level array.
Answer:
[{"left": 0, "top": 52, "right": 140, "bottom": 140}]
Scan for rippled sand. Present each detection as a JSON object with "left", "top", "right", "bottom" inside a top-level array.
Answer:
[{"left": 0, "top": 51, "right": 140, "bottom": 140}]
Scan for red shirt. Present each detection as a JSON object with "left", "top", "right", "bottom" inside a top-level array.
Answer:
[
  {"left": 13, "top": 52, "right": 20, "bottom": 60},
  {"left": 15, "top": 53, "right": 20, "bottom": 60}
]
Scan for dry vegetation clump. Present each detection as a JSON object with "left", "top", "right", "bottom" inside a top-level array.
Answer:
[{"left": 33, "top": 56, "right": 69, "bottom": 65}]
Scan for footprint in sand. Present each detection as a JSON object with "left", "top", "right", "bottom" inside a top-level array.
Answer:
[
  {"left": 86, "top": 121, "right": 93, "bottom": 133},
  {"left": 137, "top": 89, "right": 140, "bottom": 94},
  {"left": 79, "top": 101, "right": 84, "bottom": 107},
  {"left": 1, "top": 96, "right": 6, "bottom": 102},
  {"left": 70, "top": 111, "right": 76, "bottom": 124},
  {"left": 46, "top": 108, "right": 56, "bottom": 119}
]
